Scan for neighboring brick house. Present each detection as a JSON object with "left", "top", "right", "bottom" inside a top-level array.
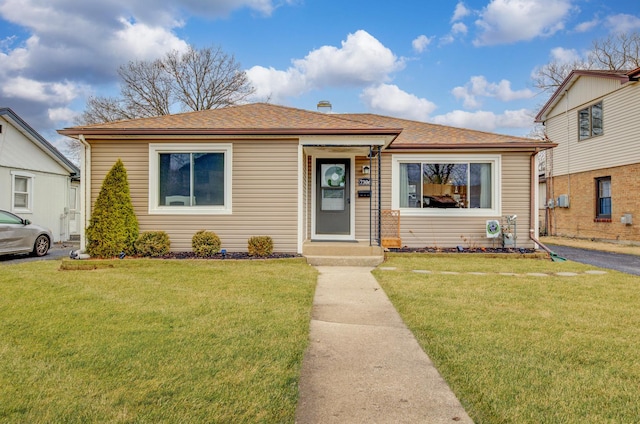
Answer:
[{"left": 535, "top": 68, "right": 640, "bottom": 243}]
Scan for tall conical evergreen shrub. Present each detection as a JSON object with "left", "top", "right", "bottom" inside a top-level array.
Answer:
[{"left": 85, "top": 159, "right": 139, "bottom": 258}]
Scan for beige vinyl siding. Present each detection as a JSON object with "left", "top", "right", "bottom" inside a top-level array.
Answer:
[
  {"left": 354, "top": 155, "right": 374, "bottom": 240},
  {"left": 380, "top": 152, "right": 533, "bottom": 249},
  {"left": 546, "top": 79, "right": 640, "bottom": 176},
  {"left": 89, "top": 138, "right": 300, "bottom": 253},
  {"left": 546, "top": 77, "right": 622, "bottom": 120}
]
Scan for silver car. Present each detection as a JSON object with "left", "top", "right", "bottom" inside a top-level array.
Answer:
[{"left": 0, "top": 210, "right": 52, "bottom": 257}]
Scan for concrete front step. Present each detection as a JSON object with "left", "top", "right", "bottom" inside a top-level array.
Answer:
[
  {"left": 303, "top": 241, "right": 384, "bottom": 266},
  {"left": 305, "top": 255, "right": 385, "bottom": 267}
]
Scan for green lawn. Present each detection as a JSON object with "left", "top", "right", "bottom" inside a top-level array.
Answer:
[
  {"left": 373, "top": 254, "right": 640, "bottom": 423},
  {"left": 0, "top": 258, "right": 317, "bottom": 423}
]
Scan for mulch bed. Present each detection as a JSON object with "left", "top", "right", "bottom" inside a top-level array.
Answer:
[
  {"left": 389, "top": 247, "right": 536, "bottom": 254},
  {"left": 155, "top": 247, "right": 537, "bottom": 260},
  {"left": 157, "top": 251, "right": 301, "bottom": 260}
]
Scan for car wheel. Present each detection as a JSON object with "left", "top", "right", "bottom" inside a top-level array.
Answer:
[{"left": 32, "top": 235, "right": 50, "bottom": 257}]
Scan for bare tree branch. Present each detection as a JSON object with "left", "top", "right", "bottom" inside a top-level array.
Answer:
[
  {"left": 164, "top": 45, "right": 255, "bottom": 111},
  {"left": 118, "top": 59, "right": 172, "bottom": 117},
  {"left": 533, "top": 31, "right": 640, "bottom": 93},
  {"left": 76, "top": 45, "right": 255, "bottom": 125}
]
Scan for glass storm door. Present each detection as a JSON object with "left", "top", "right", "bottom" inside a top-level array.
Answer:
[{"left": 316, "top": 159, "right": 350, "bottom": 236}]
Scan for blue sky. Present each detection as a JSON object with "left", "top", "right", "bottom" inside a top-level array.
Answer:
[{"left": 1, "top": 0, "right": 639, "bottom": 152}]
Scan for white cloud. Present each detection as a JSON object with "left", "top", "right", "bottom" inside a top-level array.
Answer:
[
  {"left": 451, "top": 22, "right": 468, "bottom": 35},
  {"left": 48, "top": 107, "right": 79, "bottom": 122},
  {"left": 245, "top": 66, "right": 307, "bottom": 103},
  {"left": 294, "top": 30, "right": 404, "bottom": 86},
  {"left": 605, "top": 14, "right": 640, "bottom": 34},
  {"left": 360, "top": 84, "right": 436, "bottom": 122},
  {"left": 432, "top": 108, "right": 533, "bottom": 132},
  {"left": 473, "top": 0, "right": 573, "bottom": 46},
  {"left": 1, "top": 75, "right": 81, "bottom": 103},
  {"left": 439, "top": 34, "right": 455, "bottom": 46},
  {"left": 0, "top": 0, "right": 294, "bottom": 132},
  {"left": 109, "top": 18, "right": 188, "bottom": 61},
  {"left": 452, "top": 76, "right": 534, "bottom": 109},
  {"left": 412, "top": 35, "right": 433, "bottom": 53},
  {"left": 451, "top": 2, "right": 471, "bottom": 22},
  {"left": 573, "top": 18, "right": 599, "bottom": 33},
  {"left": 247, "top": 30, "right": 404, "bottom": 102},
  {"left": 549, "top": 46, "right": 582, "bottom": 64}
]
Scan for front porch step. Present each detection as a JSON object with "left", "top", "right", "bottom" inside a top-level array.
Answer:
[
  {"left": 303, "top": 241, "right": 384, "bottom": 266},
  {"left": 305, "top": 255, "right": 384, "bottom": 267}
]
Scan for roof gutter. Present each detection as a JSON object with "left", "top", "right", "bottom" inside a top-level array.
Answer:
[
  {"left": 386, "top": 142, "right": 557, "bottom": 150},
  {"left": 57, "top": 127, "right": 403, "bottom": 138}
]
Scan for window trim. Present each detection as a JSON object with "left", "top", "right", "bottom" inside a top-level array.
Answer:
[
  {"left": 578, "top": 101, "right": 603, "bottom": 141},
  {"left": 595, "top": 176, "right": 611, "bottom": 221},
  {"left": 148, "top": 143, "right": 232, "bottom": 215},
  {"left": 11, "top": 171, "right": 34, "bottom": 213},
  {"left": 391, "top": 154, "right": 501, "bottom": 217}
]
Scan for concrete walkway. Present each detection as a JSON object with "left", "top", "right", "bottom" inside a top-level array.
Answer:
[{"left": 295, "top": 266, "right": 473, "bottom": 424}]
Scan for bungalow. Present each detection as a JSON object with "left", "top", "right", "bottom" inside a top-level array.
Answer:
[{"left": 58, "top": 103, "right": 554, "bottom": 263}]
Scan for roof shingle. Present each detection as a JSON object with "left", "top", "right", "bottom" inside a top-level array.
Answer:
[{"left": 59, "top": 102, "right": 552, "bottom": 149}]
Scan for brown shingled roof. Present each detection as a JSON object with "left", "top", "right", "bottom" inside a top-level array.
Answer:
[
  {"left": 339, "top": 113, "right": 547, "bottom": 148},
  {"left": 58, "top": 102, "right": 553, "bottom": 150},
  {"left": 58, "top": 103, "right": 400, "bottom": 137}
]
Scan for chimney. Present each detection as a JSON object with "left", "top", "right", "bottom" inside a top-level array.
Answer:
[{"left": 317, "top": 100, "right": 332, "bottom": 113}]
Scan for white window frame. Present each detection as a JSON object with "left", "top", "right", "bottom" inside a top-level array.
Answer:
[
  {"left": 148, "top": 143, "right": 232, "bottom": 215},
  {"left": 11, "top": 171, "right": 34, "bottom": 213},
  {"left": 392, "top": 154, "right": 501, "bottom": 217}
]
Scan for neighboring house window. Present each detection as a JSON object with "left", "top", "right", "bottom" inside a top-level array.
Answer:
[
  {"left": 595, "top": 177, "right": 611, "bottom": 220},
  {"left": 11, "top": 171, "right": 34, "bottom": 213},
  {"left": 392, "top": 154, "right": 501, "bottom": 216},
  {"left": 578, "top": 101, "right": 603, "bottom": 140},
  {"left": 148, "top": 143, "right": 232, "bottom": 215}
]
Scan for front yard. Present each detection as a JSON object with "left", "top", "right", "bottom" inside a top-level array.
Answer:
[
  {"left": 3, "top": 253, "right": 640, "bottom": 423},
  {"left": 0, "top": 259, "right": 316, "bottom": 423},
  {"left": 374, "top": 254, "right": 640, "bottom": 423}
]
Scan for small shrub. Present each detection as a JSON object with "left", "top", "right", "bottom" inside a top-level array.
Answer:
[
  {"left": 135, "top": 231, "right": 171, "bottom": 257},
  {"left": 192, "top": 230, "right": 221, "bottom": 257},
  {"left": 248, "top": 236, "right": 273, "bottom": 257}
]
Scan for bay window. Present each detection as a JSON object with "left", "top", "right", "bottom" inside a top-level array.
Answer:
[{"left": 393, "top": 155, "right": 500, "bottom": 215}]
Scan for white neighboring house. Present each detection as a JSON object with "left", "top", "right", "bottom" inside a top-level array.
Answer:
[{"left": 0, "top": 108, "right": 80, "bottom": 243}]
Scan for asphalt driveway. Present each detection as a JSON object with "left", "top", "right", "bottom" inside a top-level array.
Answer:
[
  {"left": 545, "top": 244, "right": 640, "bottom": 276},
  {"left": 0, "top": 241, "right": 78, "bottom": 265}
]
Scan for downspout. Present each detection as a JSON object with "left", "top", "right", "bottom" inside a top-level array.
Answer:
[
  {"left": 529, "top": 150, "right": 565, "bottom": 261},
  {"left": 78, "top": 134, "right": 90, "bottom": 252}
]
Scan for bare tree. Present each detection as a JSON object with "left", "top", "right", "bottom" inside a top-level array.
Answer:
[
  {"left": 119, "top": 59, "right": 173, "bottom": 118},
  {"left": 533, "top": 31, "right": 640, "bottom": 93},
  {"left": 77, "top": 45, "right": 254, "bottom": 125},
  {"left": 164, "top": 46, "right": 254, "bottom": 111},
  {"left": 532, "top": 58, "right": 589, "bottom": 94},
  {"left": 589, "top": 31, "right": 640, "bottom": 70},
  {"left": 76, "top": 96, "right": 136, "bottom": 125}
]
